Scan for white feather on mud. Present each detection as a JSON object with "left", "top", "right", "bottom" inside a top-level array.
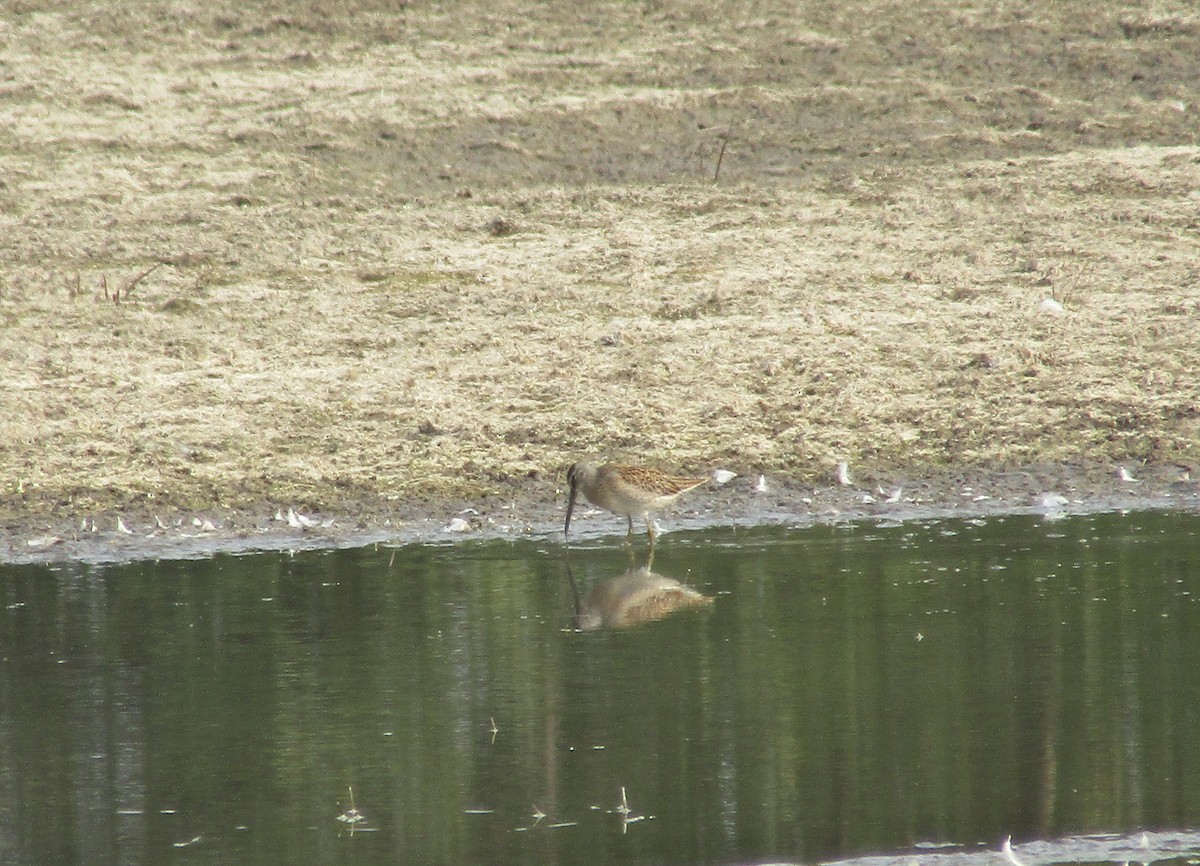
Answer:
[
  {"left": 25, "top": 535, "right": 62, "bottom": 550},
  {"left": 286, "top": 508, "right": 318, "bottom": 530},
  {"left": 711, "top": 469, "right": 737, "bottom": 486}
]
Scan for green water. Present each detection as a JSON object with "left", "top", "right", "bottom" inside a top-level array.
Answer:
[{"left": 2, "top": 510, "right": 1200, "bottom": 866}]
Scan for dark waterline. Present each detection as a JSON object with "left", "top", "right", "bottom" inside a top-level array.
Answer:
[{"left": 2, "top": 511, "right": 1200, "bottom": 866}]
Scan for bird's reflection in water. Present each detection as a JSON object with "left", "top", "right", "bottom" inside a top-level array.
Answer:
[{"left": 567, "top": 557, "right": 714, "bottom": 631}]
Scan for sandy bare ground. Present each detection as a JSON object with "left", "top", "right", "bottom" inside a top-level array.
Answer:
[{"left": 1, "top": 0, "right": 1199, "bottom": 561}]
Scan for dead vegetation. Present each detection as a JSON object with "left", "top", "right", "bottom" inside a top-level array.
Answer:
[{"left": 0, "top": 0, "right": 1198, "bottom": 538}]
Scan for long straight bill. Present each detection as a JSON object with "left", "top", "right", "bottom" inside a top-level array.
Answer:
[{"left": 564, "top": 484, "right": 578, "bottom": 536}]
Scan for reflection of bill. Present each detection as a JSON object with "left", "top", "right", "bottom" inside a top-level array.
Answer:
[{"left": 573, "top": 566, "right": 714, "bottom": 631}]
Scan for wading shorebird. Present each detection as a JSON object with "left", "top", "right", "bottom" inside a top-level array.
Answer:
[{"left": 564, "top": 461, "right": 708, "bottom": 545}]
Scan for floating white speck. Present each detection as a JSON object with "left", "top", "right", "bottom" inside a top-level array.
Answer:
[
  {"left": 172, "top": 836, "right": 202, "bottom": 849},
  {"left": 1038, "top": 298, "right": 1065, "bottom": 315},
  {"left": 116, "top": 516, "right": 133, "bottom": 535},
  {"left": 445, "top": 517, "right": 471, "bottom": 533},
  {"left": 836, "top": 461, "right": 852, "bottom": 486},
  {"left": 754, "top": 474, "right": 768, "bottom": 493},
  {"left": 155, "top": 515, "right": 167, "bottom": 530},
  {"left": 1039, "top": 493, "right": 1069, "bottom": 508},
  {"left": 1002, "top": 836, "right": 1029, "bottom": 866},
  {"left": 861, "top": 493, "right": 876, "bottom": 504},
  {"left": 711, "top": 469, "right": 737, "bottom": 486},
  {"left": 198, "top": 519, "right": 217, "bottom": 533},
  {"left": 1117, "top": 466, "right": 1138, "bottom": 482},
  {"left": 886, "top": 487, "right": 903, "bottom": 504}
]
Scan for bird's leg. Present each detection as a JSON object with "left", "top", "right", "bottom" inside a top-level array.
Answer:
[
  {"left": 625, "top": 514, "right": 635, "bottom": 543},
  {"left": 646, "top": 516, "right": 656, "bottom": 547}
]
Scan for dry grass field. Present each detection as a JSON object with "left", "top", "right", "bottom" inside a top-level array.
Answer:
[{"left": 2, "top": 0, "right": 1199, "bottom": 558}]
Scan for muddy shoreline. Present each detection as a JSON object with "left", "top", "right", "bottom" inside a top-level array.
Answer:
[
  {"left": 2, "top": 1, "right": 1199, "bottom": 566},
  {"left": 5, "top": 460, "right": 1197, "bottom": 566}
]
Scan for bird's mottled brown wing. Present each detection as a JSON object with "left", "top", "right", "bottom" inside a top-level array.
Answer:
[{"left": 613, "top": 465, "right": 707, "bottom": 498}]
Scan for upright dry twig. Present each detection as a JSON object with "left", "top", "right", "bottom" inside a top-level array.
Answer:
[
  {"left": 713, "top": 137, "right": 728, "bottom": 183},
  {"left": 120, "top": 262, "right": 163, "bottom": 301}
]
